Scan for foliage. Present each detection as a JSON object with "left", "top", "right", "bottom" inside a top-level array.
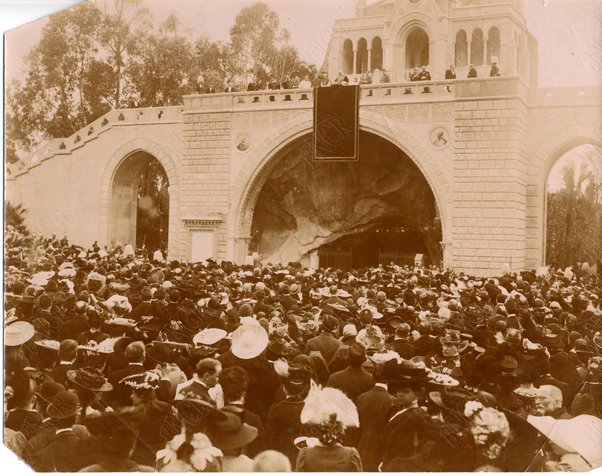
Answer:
[
  {"left": 5, "top": 202, "right": 29, "bottom": 233},
  {"left": 546, "top": 152, "right": 602, "bottom": 268},
  {"left": 136, "top": 159, "right": 169, "bottom": 252}
]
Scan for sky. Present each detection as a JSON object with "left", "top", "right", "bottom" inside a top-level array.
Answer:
[{"left": 2, "top": 0, "right": 602, "bottom": 87}]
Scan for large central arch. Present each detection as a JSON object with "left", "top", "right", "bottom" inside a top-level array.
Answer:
[{"left": 230, "top": 111, "right": 451, "bottom": 265}]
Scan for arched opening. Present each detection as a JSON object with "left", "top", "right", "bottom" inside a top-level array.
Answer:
[
  {"left": 545, "top": 144, "right": 602, "bottom": 268},
  {"left": 247, "top": 131, "right": 442, "bottom": 268},
  {"left": 109, "top": 151, "right": 169, "bottom": 256},
  {"left": 357, "top": 37, "right": 368, "bottom": 73},
  {"left": 455, "top": 30, "right": 468, "bottom": 67},
  {"left": 342, "top": 39, "right": 354, "bottom": 75},
  {"left": 406, "top": 28, "right": 430, "bottom": 69},
  {"left": 487, "top": 27, "right": 500, "bottom": 64},
  {"left": 471, "top": 28, "right": 484, "bottom": 66},
  {"left": 371, "top": 36, "right": 383, "bottom": 71}
]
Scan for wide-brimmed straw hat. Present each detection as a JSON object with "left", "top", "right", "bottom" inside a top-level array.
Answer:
[
  {"left": 231, "top": 324, "right": 268, "bottom": 359},
  {"left": 5, "top": 321, "right": 35, "bottom": 346}
]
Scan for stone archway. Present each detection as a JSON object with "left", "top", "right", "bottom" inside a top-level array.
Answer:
[
  {"left": 230, "top": 110, "right": 451, "bottom": 265},
  {"left": 100, "top": 138, "right": 180, "bottom": 257},
  {"left": 525, "top": 124, "right": 602, "bottom": 268}
]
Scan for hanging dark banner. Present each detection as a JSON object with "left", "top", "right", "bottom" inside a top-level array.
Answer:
[{"left": 313, "top": 85, "right": 360, "bottom": 161}]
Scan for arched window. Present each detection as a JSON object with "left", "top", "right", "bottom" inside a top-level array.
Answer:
[
  {"left": 371, "top": 36, "right": 383, "bottom": 71},
  {"left": 455, "top": 30, "right": 468, "bottom": 67},
  {"left": 487, "top": 27, "right": 500, "bottom": 64},
  {"left": 357, "top": 37, "right": 368, "bottom": 73},
  {"left": 471, "top": 28, "right": 484, "bottom": 66},
  {"left": 342, "top": 39, "right": 354, "bottom": 75},
  {"left": 405, "top": 28, "right": 429, "bottom": 69}
]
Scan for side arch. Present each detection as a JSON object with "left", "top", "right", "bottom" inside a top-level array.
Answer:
[
  {"left": 526, "top": 124, "right": 602, "bottom": 267},
  {"left": 228, "top": 110, "right": 452, "bottom": 263},
  {"left": 99, "top": 138, "right": 181, "bottom": 257}
]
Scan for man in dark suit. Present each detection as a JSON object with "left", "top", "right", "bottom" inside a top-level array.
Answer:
[
  {"left": 326, "top": 343, "right": 374, "bottom": 402},
  {"left": 219, "top": 366, "right": 264, "bottom": 457},
  {"left": 175, "top": 357, "right": 221, "bottom": 404},
  {"left": 59, "top": 302, "right": 89, "bottom": 341},
  {"left": 29, "top": 391, "right": 93, "bottom": 472},
  {"left": 390, "top": 323, "right": 416, "bottom": 359},
  {"left": 107, "top": 341, "right": 146, "bottom": 407},
  {"left": 445, "top": 65, "right": 456, "bottom": 79},
  {"left": 307, "top": 314, "right": 342, "bottom": 363},
  {"left": 129, "top": 286, "right": 154, "bottom": 322},
  {"left": 356, "top": 364, "right": 396, "bottom": 471},
  {"left": 276, "top": 285, "right": 299, "bottom": 311},
  {"left": 48, "top": 339, "right": 78, "bottom": 387},
  {"left": 23, "top": 381, "right": 90, "bottom": 460}
]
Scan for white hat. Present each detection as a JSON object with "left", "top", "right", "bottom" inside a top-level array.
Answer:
[
  {"left": 193, "top": 328, "right": 227, "bottom": 346},
  {"left": 153, "top": 250, "right": 164, "bottom": 262},
  {"left": 527, "top": 415, "right": 602, "bottom": 468},
  {"left": 231, "top": 324, "right": 268, "bottom": 360},
  {"left": 342, "top": 324, "right": 358, "bottom": 337},
  {"left": 5, "top": 321, "right": 35, "bottom": 346},
  {"left": 123, "top": 244, "right": 135, "bottom": 257}
]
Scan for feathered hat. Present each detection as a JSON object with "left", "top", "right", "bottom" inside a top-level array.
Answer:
[{"left": 300, "top": 386, "right": 359, "bottom": 428}]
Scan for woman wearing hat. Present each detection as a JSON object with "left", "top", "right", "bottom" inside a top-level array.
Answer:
[
  {"left": 295, "top": 386, "right": 362, "bottom": 471},
  {"left": 66, "top": 366, "right": 113, "bottom": 420},
  {"left": 121, "top": 370, "right": 173, "bottom": 466},
  {"left": 206, "top": 412, "right": 259, "bottom": 471}
]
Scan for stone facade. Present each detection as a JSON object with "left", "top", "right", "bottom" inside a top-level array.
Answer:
[{"left": 6, "top": 0, "right": 602, "bottom": 276}]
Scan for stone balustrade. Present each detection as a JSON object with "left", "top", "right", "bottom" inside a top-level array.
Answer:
[
  {"left": 18, "top": 106, "right": 183, "bottom": 171},
  {"left": 16, "top": 77, "right": 529, "bottom": 174}
]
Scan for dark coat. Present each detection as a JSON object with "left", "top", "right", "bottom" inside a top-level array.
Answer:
[
  {"left": 382, "top": 407, "right": 429, "bottom": 466},
  {"left": 307, "top": 332, "right": 342, "bottom": 363},
  {"left": 48, "top": 362, "right": 76, "bottom": 388},
  {"left": 265, "top": 398, "right": 305, "bottom": 467},
  {"left": 219, "top": 351, "right": 281, "bottom": 421},
  {"left": 390, "top": 338, "right": 416, "bottom": 359},
  {"left": 5, "top": 409, "right": 42, "bottom": 439},
  {"left": 29, "top": 429, "right": 92, "bottom": 472},
  {"left": 356, "top": 386, "right": 396, "bottom": 471},
  {"left": 327, "top": 366, "right": 374, "bottom": 402}
]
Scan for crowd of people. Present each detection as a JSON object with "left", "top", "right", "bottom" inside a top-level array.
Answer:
[
  {"left": 196, "top": 59, "right": 501, "bottom": 94},
  {"left": 4, "top": 224, "right": 602, "bottom": 472}
]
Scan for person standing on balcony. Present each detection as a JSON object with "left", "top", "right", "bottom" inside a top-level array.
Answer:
[
  {"left": 334, "top": 71, "right": 350, "bottom": 85},
  {"left": 418, "top": 66, "right": 431, "bottom": 81},
  {"left": 410, "top": 66, "right": 420, "bottom": 81},
  {"left": 381, "top": 69, "right": 391, "bottom": 83},
  {"left": 468, "top": 64, "right": 478, "bottom": 78},
  {"left": 318, "top": 71, "right": 331, "bottom": 87},
  {"left": 445, "top": 65, "right": 456, "bottom": 79},
  {"left": 298, "top": 75, "right": 312, "bottom": 89},
  {"left": 490, "top": 57, "right": 501, "bottom": 77}
]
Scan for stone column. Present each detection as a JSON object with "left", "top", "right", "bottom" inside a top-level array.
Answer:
[
  {"left": 467, "top": 41, "right": 472, "bottom": 65},
  {"left": 484, "top": 39, "right": 488, "bottom": 64},
  {"left": 353, "top": 48, "right": 358, "bottom": 74},
  {"left": 367, "top": 48, "right": 372, "bottom": 72}
]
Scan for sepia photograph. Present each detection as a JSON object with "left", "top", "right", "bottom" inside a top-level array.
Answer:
[{"left": 2, "top": 0, "right": 602, "bottom": 472}]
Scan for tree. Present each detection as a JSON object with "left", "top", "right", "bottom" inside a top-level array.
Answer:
[
  {"left": 546, "top": 149, "right": 602, "bottom": 267},
  {"left": 127, "top": 14, "right": 197, "bottom": 106},
  {"left": 99, "top": 0, "right": 151, "bottom": 109},
  {"left": 6, "top": 2, "right": 108, "bottom": 154},
  {"left": 230, "top": 2, "right": 288, "bottom": 86}
]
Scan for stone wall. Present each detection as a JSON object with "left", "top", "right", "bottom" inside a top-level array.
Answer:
[
  {"left": 452, "top": 78, "right": 529, "bottom": 276},
  {"left": 7, "top": 79, "right": 602, "bottom": 276}
]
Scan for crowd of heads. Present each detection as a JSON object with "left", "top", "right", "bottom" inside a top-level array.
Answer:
[{"left": 4, "top": 223, "right": 602, "bottom": 471}]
